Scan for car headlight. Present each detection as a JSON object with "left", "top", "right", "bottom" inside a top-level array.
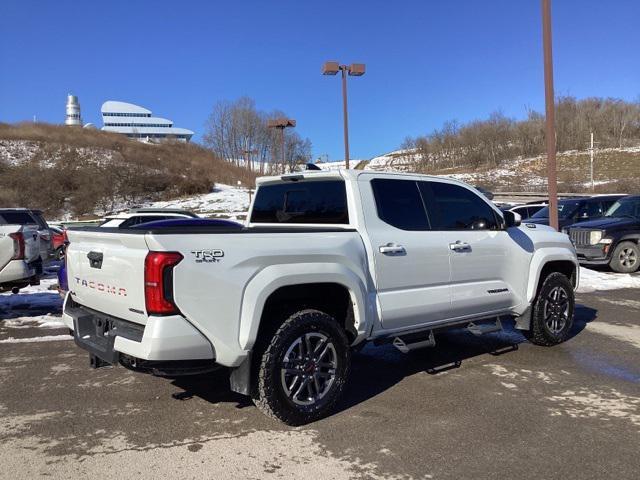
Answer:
[{"left": 589, "top": 230, "right": 603, "bottom": 245}]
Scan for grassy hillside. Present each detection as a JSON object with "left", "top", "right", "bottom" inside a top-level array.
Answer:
[
  {"left": 365, "top": 147, "right": 640, "bottom": 193},
  {"left": 0, "top": 123, "right": 256, "bottom": 218}
]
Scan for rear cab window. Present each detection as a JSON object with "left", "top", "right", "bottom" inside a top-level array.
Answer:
[
  {"left": 0, "top": 211, "right": 38, "bottom": 225},
  {"left": 250, "top": 180, "right": 349, "bottom": 224}
]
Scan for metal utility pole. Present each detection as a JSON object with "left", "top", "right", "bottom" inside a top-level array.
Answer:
[
  {"left": 322, "top": 62, "right": 366, "bottom": 170},
  {"left": 341, "top": 68, "right": 350, "bottom": 169},
  {"left": 589, "top": 132, "right": 594, "bottom": 191},
  {"left": 542, "top": 0, "right": 559, "bottom": 231}
]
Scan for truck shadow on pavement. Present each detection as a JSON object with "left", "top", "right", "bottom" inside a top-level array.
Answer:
[
  {"left": 167, "top": 303, "right": 598, "bottom": 418},
  {"left": 335, "top": 303, "right": 598, "bottom": 414}
]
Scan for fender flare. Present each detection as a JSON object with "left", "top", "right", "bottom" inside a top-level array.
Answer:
[
  {"left": 617, "top": 234, "right": 640, "bottom": 244},
  {"left": 525, "top": 248, "right": 580, "bottom": 303},
  {"left": 237, "top": 262, "right": 370, "bottom": 351}
]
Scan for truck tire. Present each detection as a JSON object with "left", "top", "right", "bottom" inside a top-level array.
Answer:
[
  {"left": 252, "top": 309, "right": 351, "bottom": 425},
  {"left": 609, "top": 241, "right": 639, "bottom": 273},
  {"left": 524, "top": 272, "right": 575, "bottom": 346}
]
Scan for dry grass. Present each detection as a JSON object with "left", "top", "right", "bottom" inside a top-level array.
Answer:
[
  {"left": 422, "top": 149, "right": 640, "bottom": 193},
  {"left": 0, "top": 122, "right": 256, "bottom": 217}
]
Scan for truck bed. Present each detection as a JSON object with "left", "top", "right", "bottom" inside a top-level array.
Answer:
[{"left": 65, "top": 225, "right": 367, "bottom": 366}]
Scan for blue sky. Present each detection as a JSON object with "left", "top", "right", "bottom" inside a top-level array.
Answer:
[{"left": 1, "top": 0, "right": 638, "bottom": 160}]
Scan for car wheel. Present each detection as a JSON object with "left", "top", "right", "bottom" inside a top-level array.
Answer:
[
  {"left": 252, "top": 309, "right": 351, "bottom": 425},
  {"left": 609, "top": 241, "right": 639, "bottom": 273},
  {"left": 55, "top": 247, "right": 65, "bottom": 261},
  {"left": 524, "top": 272, "right": 575, "bottom": 346}
]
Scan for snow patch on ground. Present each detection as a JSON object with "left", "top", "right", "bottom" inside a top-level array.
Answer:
[
  {"left": 487, "top": 364, "right": 640, "bottom": 428},
  {"left": 547, "top": 388, "right": 640, "bottom": 427},
  {"left": 0, "top": 335, "right": 71, "bottom": 344},
  {"left": 577, "top": 267, "right": 640, "bottom": 293},
  {"left": 0, "top": 270, "right": 64, "bottom": 332},
  {"left": 586, "top": 322, "right": 640, "bottom": 349}
]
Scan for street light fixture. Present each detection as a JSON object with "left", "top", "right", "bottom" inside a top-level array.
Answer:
[
  {"left": 267, "top": 118, "right": 296, "bottom": 174},
  {"left": 322, "top": 61, "right": 366, "bottom": 169}
]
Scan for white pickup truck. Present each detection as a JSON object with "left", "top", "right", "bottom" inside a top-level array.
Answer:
[
  {"left": 63, "top": 170, "right": 579, "bottom": 425},
  {"left": 0, "top": 224, "right": 41, "bottom": 293}
]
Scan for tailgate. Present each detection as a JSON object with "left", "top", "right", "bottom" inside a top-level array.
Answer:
[
  {"left": 66, "top": 229, "right": 149, "bottom": 324},
  {"left": 0, "top": 226, "right": 19, "bottom": 271},
  {"left": 0, "top": 225, "right": 39, "bottom": 269}
]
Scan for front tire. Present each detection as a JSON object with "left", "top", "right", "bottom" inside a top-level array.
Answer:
[
  {"left": 609, "top": 241, "right": 639, "bottom": 273},
  {"left": 252, "top": 309, "right": 350, "bottom": 425},
  {"left": 524, "top": 272, "right": 575, "bottom": 346}
]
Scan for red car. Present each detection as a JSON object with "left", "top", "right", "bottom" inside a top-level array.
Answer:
[{"left": 50, "top": 226, "right": 67, "bottom": 260}]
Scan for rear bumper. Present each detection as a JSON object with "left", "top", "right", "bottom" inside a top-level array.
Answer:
[{"left": 63, "top": 299, "right": 215, "bottom": 363}]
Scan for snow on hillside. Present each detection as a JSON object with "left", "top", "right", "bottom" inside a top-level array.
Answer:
[
  {"left": 361, "top": 146, "right": 640, "bottom": 191},
  {"left": 0, "top": 140, "right": 41, "bottom": 166},
  {"left": 367, "top": 149, "right": 418, "bottom": 170},
  {"left": 145, "top": 183, "right": 251, "bottom": 219},
  {"left": 0, "top": 139, "right": 117, "bottom": 168},
  {"left": 314, "top": 160, "right": 366, "bottom": 171}
]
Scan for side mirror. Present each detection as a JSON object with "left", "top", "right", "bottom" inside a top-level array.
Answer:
[{"left": 504, "top": 210, "right": 521, "bottom": 228}]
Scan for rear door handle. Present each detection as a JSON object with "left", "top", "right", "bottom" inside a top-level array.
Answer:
[
  {"left": 379, "top": 243, "right": 406, "bottom": 255},
  {"left": 449, "top": 241, "right": 471, "bottom": 252}
]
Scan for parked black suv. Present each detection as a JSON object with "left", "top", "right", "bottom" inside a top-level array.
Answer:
[
  {"left": 565, "top": 195, "right": 640, "bottom": 273},
  {"left": 525, "top": 195, "right": 625, "bottom": 230}
]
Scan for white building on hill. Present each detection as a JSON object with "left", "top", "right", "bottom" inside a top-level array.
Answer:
[
  {"left": 100, "top": 101, "right": 194, "bottom": 142},
  {"left": 65, "top": 94, "right": 83, "bottom": 126}
]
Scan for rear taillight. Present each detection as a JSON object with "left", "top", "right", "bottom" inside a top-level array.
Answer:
[
  {"left": 144, "top": 251, "right": 183, "bottom": 315},
  {"left": 9, "top": 232, "right": 25, "bottom": 260}
]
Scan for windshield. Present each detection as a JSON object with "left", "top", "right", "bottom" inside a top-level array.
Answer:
[
  {"left": 605, "top": 198, "right": 640, "bottom": 219},
  {"left": 531, "top": 200, "right": 582, "bottom": 220}
]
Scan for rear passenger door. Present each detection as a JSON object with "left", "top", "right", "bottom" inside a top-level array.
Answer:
[
  {"left": 360, "top": 176, "right": 452, "bottom": 331},
  {"left": 419, "top": 181, "right": 524, "bottom": 319}
]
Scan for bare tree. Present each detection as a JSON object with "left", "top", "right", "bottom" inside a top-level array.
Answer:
[{"left": 203, "top": 98, "right": 312, "bottom": 174}]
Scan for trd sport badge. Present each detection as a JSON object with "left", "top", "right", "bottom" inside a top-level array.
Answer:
[{"left": 191, "top": 249, "right": 224, "bottom": 263}]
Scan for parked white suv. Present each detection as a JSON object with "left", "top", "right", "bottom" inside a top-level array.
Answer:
[
  {"left": 63, "top": 170, "right": 578, "bottom": 424},
  {"left": 0, "top": 224, "right": 41, "bottom": 293}
]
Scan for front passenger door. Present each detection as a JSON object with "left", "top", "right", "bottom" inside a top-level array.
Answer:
[{"left": 419, "top": 181, "right": 526, "bottom": 319}]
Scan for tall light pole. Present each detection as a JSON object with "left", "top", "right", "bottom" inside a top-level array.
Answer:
[
  {"left": 322, "top": 62, "right": 366, "bottom": 169},
  {"left": 267, "top": 118, "right": 296, "bottom": 174},
  {"left": 542, "top": 0, "right": 559, "bottom": 231}
]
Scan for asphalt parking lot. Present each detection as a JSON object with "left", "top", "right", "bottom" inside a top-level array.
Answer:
[{"left": 1, "top": 287, "right": 639, "bottom": 479}]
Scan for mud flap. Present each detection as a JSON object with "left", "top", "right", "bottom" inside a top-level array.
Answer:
[
  {"left": 514, "top": 307, "right": 532, "bottom": 330},
  {"left": 229, "top": 353, "right": 252, "bottom": 396}
]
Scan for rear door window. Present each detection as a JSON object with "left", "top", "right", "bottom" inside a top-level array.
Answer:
[
  {"left": 251, "top": 180, "right": 349, "bottom": 224},
  {"left": 29, "top": 212, "right": 49, "bottom": 229},
  {"left": 370, "top": 178, "right": 430, "bottom": 231}
]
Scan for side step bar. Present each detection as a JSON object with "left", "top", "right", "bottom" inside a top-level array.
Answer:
[
  {"left": 378, "top": 317, "right": 506, "bottom": 354},
  {"left": 392, "top": 330, "right": 435, "bottom": 353},
  {"left": 467, "top": 318, "right": 503, "bottom": 336}
]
